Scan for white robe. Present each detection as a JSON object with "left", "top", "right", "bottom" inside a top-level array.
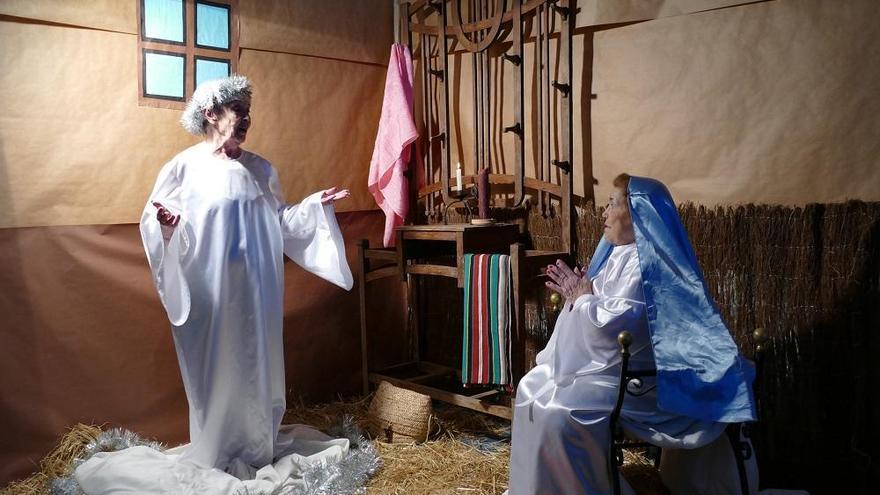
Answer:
[
  {"left": 74, "top": 144, "right": 354, "bottom": 494},
  {"left": 509, "top": 243, "right": 757, "bottom": 495}
]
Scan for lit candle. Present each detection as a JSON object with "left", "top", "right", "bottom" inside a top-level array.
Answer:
[{"left": 455, "top": 163, "right": 463, "bottom": 191}]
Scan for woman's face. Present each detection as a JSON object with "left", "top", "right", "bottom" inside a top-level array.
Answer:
[
  {"left": 602, "top": 186, "right": 636, "bottom": 246},
  {"left": 206, "top": 98, "right": 251, "bottom": 146}
]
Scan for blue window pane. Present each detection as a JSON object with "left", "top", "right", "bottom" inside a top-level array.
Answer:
[
  {"left": 196, "top": 2, "right": 230, "bottom": 49},
  {"left": 143, "top": 0, "right": 184, "bottom": 43},
  {"left": 145, "top": 52, "right": 184, "bottom": 99},
  {"left": 196, "top": 58, "right": 230, "bottom": 87}
]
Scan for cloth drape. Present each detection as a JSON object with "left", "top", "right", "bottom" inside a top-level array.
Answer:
[
  {"left": 590, "top": 177, "right": 755, "bottom": 423},
  {"left": 462, "top": 253, "right": 512, "bottom": 386},
  {"left": 368, "top": 43, "right": 418, "bottom": 247}
]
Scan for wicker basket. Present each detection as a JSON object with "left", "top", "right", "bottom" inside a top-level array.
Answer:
[{"left": 368, "top": 381, "right": 433, "bottom": 444}]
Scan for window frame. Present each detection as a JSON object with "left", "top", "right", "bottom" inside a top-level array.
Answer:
[
  {"left": 194, "top": 0, "right": 232, "bottom": 52},
  {"left": 137, "top": 0, "right": 240, "bottom": 110},
  {"left": 194, "top": 54, "right": 232, "bottom": 89},
  {"left": 142, "top": 49, "right": 187, "bottom": 102}
]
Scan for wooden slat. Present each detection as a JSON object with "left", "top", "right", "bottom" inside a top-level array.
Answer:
[
  {"left": 468, "top": 389, "right": 500, "bottom": 400},
  {"left": 375, "top": 361, "right": 419, "bottom": 373},
  {"left": 418, "top": 174, "right": 561, "bottom": 198},
  {"left": 560, "top": 0, "right": 574, "bottom": 255},
  {"left": 439, "top": 0, "right": 450, "bottom": 204},
  {"left": 410, "top": 0, "right": 545, "bottom": 36},
  {"left": 365, "top": 248, "right": 398, "bottom": 261},
  {"left": 357, "top": 239, "right": 370, "bottom": 395},
  {"left": 512, "top": 0, "right": 525, "bottom": 206},
  {"left": 407, "top": 264, "right": 458, "bottom": 278},
  {"left": 365, "top": 265, "right": 400, "bottom": 282},
  {"left": 417, "top": 360, "right": 459, "bottom": 375},
  {"left": 408, "top": 371, "right": 454, "bottom": 384}
]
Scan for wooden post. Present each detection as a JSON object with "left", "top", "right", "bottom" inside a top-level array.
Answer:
[{"left": 356, "top": 239, "right": 370, "bottom": 395}]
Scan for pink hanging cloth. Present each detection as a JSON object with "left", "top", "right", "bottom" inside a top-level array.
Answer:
[{"left": 368, "top": 43, "right": 418, "bottom": 247}]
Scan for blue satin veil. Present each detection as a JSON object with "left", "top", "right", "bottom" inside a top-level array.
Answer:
[{"left": 589, "top": 176, "right": 756, "bottom": 423}]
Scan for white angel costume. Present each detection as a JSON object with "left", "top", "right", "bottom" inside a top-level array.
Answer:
[
  {"left": 74, "top": 144, "right": 354, "bottom": 494},
  {"left": 509, "top": 243, "right": 756, "bottom": 495}
]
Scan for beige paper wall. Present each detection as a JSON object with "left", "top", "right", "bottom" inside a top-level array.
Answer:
[
  {"left": 0, "top": 0, "right": 392, "bottom": 62},
  {"left": 588, "top": 0, "right": 880, "bottom": 205},
  {"left": 240, "top": 0, "right": 393, "bottom": 65},
  {"left": 0, "top": 20, "right": 198, "bottom": 229},
  {"left": 575, "top": 0, "right": 766, "bottom": 28},
  {"left": 0, "top": 0, "right": 135, "bottom": 33},
  {"left": 242, "top": 49, "right": 388, "bottom": 213},
  {"left": 0, "top": 1, "right": 393, "bottom": 229}
]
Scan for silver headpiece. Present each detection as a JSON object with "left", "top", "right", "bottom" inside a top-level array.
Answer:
[{"left": 180, "top": 74, "right": 252, "bottom": 136}]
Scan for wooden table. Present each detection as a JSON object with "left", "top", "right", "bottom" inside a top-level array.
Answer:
[{"left": 395, "top": 223, "right": 520, "bottom": 288}]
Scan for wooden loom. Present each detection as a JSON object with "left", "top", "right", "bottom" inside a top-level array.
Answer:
[{"left": 359, "top": 0, "right": 576, "bottom": 419}]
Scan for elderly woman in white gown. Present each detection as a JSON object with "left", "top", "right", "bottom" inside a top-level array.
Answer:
[
  {"left": 508, "top": 173, "right": 758, "bottom": 495},
  {"left": 74, "top": 75, "right": 357, "bottom": 494}
]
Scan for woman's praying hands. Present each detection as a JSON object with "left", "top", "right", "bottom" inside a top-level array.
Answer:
[{"left": 544, "top": 259, "right": 592, "bottom": 306}]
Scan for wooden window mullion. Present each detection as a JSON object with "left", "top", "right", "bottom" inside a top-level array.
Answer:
[
  {"left": 137, "top": 0, "right": 239, "bottom": 109},
  {"left": 184, "top": 0, "right": 196, "bottom": 101}
]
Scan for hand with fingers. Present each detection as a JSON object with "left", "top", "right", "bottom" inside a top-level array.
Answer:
[
  {"left": 320, "top": 187, "right": 351, "bottom": 205},
  {"left": 545, "top": 259, "right": 592, "bottom": 308},
  {"left": 152, "top": 201, "right": 181, "bottom": 227}
]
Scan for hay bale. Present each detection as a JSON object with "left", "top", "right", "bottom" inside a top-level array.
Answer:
[
  {"left": 40, "top": 424, "right": 102, "bottom": 478},
  {"left": 0, "top": 473, "right": 49, "bottom": 495},
  {"left": 0, "top": 423, "right": 101, "bottom": 495},
  {"left": 368, "top": 381, "right": 432, "bottom": 444}
]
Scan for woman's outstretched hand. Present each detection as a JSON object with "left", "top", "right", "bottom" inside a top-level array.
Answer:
[
  {"left": 321, "top": 187, "right": 351, "bottom": 204},
  {"left": 152, "top": 202, "right": 180, "bottom": 227},
  {"left": 545, "top": 259, "right": 592, "bottom": 306}
]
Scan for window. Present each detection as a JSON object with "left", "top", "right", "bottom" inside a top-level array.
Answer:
[{"left": 137, "top": 0, "right": 239, "bottom": 109}]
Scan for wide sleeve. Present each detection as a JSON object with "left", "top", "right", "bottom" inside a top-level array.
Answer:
[
  {"left": 268, "top": 168, "right": 354, "bottom": 291},
  {"left": 139, "top": 160, "right": 191, "bottom": 326},
  {"left": 537, "top": 250, "right": 647, "bottom": 382}
]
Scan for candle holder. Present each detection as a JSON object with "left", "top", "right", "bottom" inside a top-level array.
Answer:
[{"left": 443, "top": 186, "right": 476, "bottom": 224}]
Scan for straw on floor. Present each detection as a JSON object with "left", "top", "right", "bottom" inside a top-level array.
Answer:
[{"left": 3, "top": 396, "right": 664, "bottom": 495}]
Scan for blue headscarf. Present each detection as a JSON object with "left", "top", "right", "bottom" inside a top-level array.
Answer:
[{"left": 588, "top": 176, "right": 756, "bottom": 423}]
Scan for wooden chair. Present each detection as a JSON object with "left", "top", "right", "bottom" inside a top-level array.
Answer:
[
  {"left": 355, "top": 239, "right": 402, "bottom": 395},
  {"left": 608, "top": 329, "right": 768, "bottom": 495}
]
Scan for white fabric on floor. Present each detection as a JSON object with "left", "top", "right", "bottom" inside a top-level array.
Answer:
[{"left": 75, "top": 425, "right": 348, "bottom": 495}]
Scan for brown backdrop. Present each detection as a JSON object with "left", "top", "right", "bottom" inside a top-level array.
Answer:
[{"left": 0, "top": 0, "right": 398, "bottom": 485}]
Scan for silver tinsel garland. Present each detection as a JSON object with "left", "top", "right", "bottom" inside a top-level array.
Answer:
[
  {"left": 48, "top": 417, "right": 380, "bottom": 495},
  {"left": 299, "top": 416, "right": 382, "bottom": 495},
  {"left": 50, "top": 428, "right": 166, "bottom": 495}
]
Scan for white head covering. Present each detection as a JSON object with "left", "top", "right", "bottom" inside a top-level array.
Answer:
[{"left": 180, "top": 74, "right": 252, "bottom": 136}]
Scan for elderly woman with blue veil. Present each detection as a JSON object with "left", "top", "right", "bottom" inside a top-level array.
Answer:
[
  {"left": 507, "top": 174, "right": 758, "bottom": 495},
  {"left": 72, "top": 75, "right": 368, "bottom": 494}
]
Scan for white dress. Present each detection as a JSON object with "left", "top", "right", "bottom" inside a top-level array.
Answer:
[
  {"left": 508, "top": 243, "right": 754, "bottom": 495},
  {"left": 74, "top": 144, "right": 354, "bottom": 494}
]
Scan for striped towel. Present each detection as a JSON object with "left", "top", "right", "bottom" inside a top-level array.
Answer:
[{"left": 462, "top": 253, "right": 512, "bottom": 386}]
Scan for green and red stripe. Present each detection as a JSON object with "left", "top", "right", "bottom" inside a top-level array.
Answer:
[{"left": 462, "top": 253, "right": 512, "bottom": 386}]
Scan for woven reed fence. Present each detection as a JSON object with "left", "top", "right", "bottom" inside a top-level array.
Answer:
[{"left": 429, "top": 199, "right": 880, "bottom": 493}]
